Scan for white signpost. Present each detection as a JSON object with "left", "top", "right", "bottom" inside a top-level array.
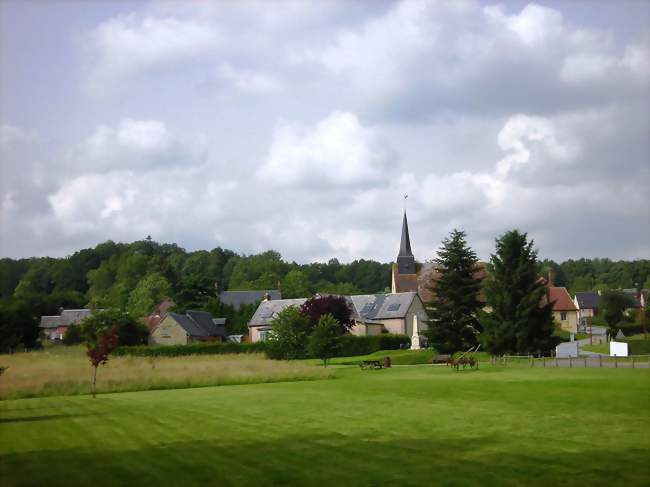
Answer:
[
  {"left": 609, "top": 341, "right": 629, "bottom": 357},
  {"left": 411, "top": 315, "right": 421, "bottom": 350}
]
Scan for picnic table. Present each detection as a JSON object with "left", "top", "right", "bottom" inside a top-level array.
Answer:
[{"left": 359, "top": 360, "right": 383, "bottom": 369}]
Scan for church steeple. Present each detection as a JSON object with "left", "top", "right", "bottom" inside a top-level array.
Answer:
[{"left": 396, "top": 210, "right": 416, "bottom": 274}]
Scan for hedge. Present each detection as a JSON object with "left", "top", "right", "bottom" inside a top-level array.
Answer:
[
  {"left": 337, "top": 334, "right": 410, "bottom": 357},
  {"left": 113, "top": 342, "right": 266, "bottom": 357},
  {"left": 627, "top": 340, "right": 650, "bottom": 355}
]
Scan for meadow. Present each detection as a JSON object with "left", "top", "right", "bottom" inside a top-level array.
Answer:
[
  {"left": 0, "top": 347, "right": 331, "bottom": 399},
  {"left": 1, "top": 359, "right": 648, "bottom": 486}
]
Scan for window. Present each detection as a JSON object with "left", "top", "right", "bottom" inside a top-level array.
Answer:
[
  {"left": 260, "top": 330, "right": 271, "bottom": 342},
  {"left": 387, "top": 303, "right": 401, "bottom": 311},
  {"left": 161, "top": 325, "right": 171, "bottom": 338},
  {"left": 560, "top": 312, "right": 567, "bottom": 321}
]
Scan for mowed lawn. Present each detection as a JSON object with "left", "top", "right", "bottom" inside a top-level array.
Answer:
[{"left": 1, "top": 365, "right": 648, "bottom": 486}]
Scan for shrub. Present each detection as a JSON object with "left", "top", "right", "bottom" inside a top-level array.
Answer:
[
  {"left": 113, "top": 342, "right": 266, "bottom": 357},
  {"left": 307, "top": 314, "right": 341, "bottom": 367},
  {"left": 627, "top": 340, "right": 650, "bottom": 355},
  {"left": 265, "top": 306, "right": 311, "bottom": 360},
  {"left": 338, "top": 334, "right": 410, "bottom": 357},
  {"left": 62, "top": 324, "right": 83, "bottom": 345}
]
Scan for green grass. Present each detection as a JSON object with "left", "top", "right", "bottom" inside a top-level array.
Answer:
[
  {"left": 1, "top": 365, "right": 648, "bottom": 486},
  {"left": 303, "top": 348, "right": 438, "bottom": 366},
  {"left": 581, "top": 342, "right": 610, "bottom": 354}
]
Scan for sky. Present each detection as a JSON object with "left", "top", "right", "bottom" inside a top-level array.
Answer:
[{"left": 1, "top": 0, "right": 648, "bottom": 264}]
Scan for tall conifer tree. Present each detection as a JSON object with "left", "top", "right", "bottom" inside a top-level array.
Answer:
[
  {"left": 480, "top": 230, "right": 554, "bottom": 354},
  {"left": 425, "top": 229, "right": 483, "bottom": 353}
]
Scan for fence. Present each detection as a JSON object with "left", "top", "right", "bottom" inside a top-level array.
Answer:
[{"left": 491, "top": 354, "right": 650, "bottom": 369}]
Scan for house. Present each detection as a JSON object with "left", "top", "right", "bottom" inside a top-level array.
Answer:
[
  {"left": 218, "top": 290, "right": 281, "bottom": 310},
  {"left": 149, "top": 310, "right": 226, "bottom": 345},
  {"left": 574, "top": 291, "right": 600, "bottom": 324},
  {"left": 348, "top": 292, "right": 428, "bottom": 337},
  {"left": 544, "top": 273, "right": 578, "bottom": 334},
  {"left": 622, "top": 289, "right": 642, "bottom": 313},
  {"left": 143, "top": 298, "right": 175, "bottom": 330},
  {"left": 39, "top": 309, "right": 96, "bottom": 340},
  {"left": 247, "top": 292, "right": 427, "bottom": 343}
]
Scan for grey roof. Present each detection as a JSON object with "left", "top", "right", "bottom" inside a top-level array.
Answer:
[
  {"left": 167, "top": 311, "right": 226, "bottom": 338},
  {"left": 574, "top": 292, "right": 600, "bottom": 310},
  {"left": 218, "top": 290, "right": 282, "bottom": 309},
  {"left": 212, "top": 318, "right": 226, "bottom": 326},
  {"left": 622, "top": 289, "right": 641, "bottom": 307},
  {"left": 40, "top": 316, "right": 61, "bottom": 329},
  {"left": 248, "top": 298, "right": 307, "bottom": 327},
  {"left": 398, "top": 211, "right": 414, "bottom": 258},
  {"left": 349, "top": 292, "right": 419, "bottom": 321},
  {"left": 40, "top": 309, "right": 99, "bottom": 329}
]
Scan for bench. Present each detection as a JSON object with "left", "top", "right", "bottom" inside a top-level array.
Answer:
[
  {"left": 432, "top": 354, "right": 452, "bottom": 365},
  {"left": 359, "top": 360, "right": 383, "bottom": 370}
]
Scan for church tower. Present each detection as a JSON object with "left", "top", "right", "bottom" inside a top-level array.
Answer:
[{"left": 391, "top": 210, "right": 419, "bottom": 293}]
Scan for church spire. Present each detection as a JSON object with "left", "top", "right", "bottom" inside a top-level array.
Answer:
[{"left": 398, "top": 211, "right": 413, "bottom": 258}]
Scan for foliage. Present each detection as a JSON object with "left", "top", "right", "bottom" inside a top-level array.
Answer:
[
  {"left": 80, "top": 309, "right": 148, "bottom": 346},
  {"left": 127, "top": 272, "right": 172, "bottom": 318},
  {"left": 425, "top": 229, "right": 483, "bottom": 353},
  {"left": 0, "top": 298, "right": 40, "bottom": 352},
  {"left": 600, "top": 290, "right": 635, "bottom": 331},
  {"left": 82, "top": 322, "right": 119, "bottom": 398},
  {"left": 112, "top": 342, "right": 267, "bottom": 357},
  {"left": 480, "top": 230, "right": 555, "bottom": 354},
  {"left": 265, "top": 306, "right": 312, "bottom": 360},
  {"left": 307, "top": 314, "right": 341, "bottom": 367},
  {"left": 338, "top": 334, "right": 410, "bottom": 357},
  {"left": 202, "top": 297, "right": 257, "bottom": 335},
  {"left": 282, "top": 269, "right": 312, "bottom": 298},
  {"left": 300, "top": 295, "right": 353, "bottom": 333},
  {"left": 62, "top": 324, "right": 83, "bottom": 345}
]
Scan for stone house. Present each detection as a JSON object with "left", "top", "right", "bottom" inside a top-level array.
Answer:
[
  {"left": 143, "top": 298, "right": 176, "bottom": 330},
  {"left": 573, "top": 291, "right": 600, "bottom": 325},
  {"left": 546, "top": 286, "right": 579, "bottom": 334},
  {"left": 247, "top": 292, "right": 427, "bottom": 343},
  {"left": 149, "top": 310, "right": 226, "bottom": 345}
]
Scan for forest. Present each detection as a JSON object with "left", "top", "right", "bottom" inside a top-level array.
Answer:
[{"left": 1, "top": 237, "right": 649, "bottom": 351}]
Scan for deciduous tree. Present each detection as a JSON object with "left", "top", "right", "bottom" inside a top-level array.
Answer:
[{"left": 307, "top": 314, "right": 341, "bottom": 367}]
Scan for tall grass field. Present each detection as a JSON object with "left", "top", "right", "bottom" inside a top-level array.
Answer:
[
  {"left": 0, "top": 360, "right": 648, "bottom": 486},
  {"left": 0, "top": 347, "right": 331, "bottom": 399}
]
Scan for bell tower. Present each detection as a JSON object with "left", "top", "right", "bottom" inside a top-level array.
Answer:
[{"left": 391, "top": 200, "right": 418, "bottom": 293}]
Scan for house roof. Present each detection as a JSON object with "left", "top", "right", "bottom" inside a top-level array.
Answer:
[
  {"left": 574, "top": 292, "right": 600, "bottom": 310},
  {"left": 349, "top": 292, "right": 419, "bottom": 321},
  {"left": 622, "top": 289, "right": 642, "bottom": 308},
  {"left": 547, "top": 287, "right": 577, "bottom": 311},
  {"left": 248, "top": 298, "right": 307, "bottom": 327},
  {"left": 218, "top": 290, "right": 282, "bottom": 309},
  {"left": 40, "top": 316, "right": 61, "bottom": 328},
  {"left": 166, "top": 311, "right": 226, "bottom": 338},
  {"left": 212, "top": 318, "right": 226, "bottom": 326}
]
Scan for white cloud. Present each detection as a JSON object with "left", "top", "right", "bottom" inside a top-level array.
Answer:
[
  {"left": 260, "top": 111, "right": 393, "bottom": 186},
  {"left": 215, "top": 63, "right": 282, "bottom": 94}
]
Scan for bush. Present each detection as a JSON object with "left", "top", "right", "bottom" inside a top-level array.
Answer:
[
  {"left": 338, "top": 334, "right": 410, "bottom": 357},
  {"left": 113, "top": 342, "right": 266, "bottom": 357},
  {"left": 62, "top": 324, "right": 82, "bottom": 345},
  {"left": 627, "top": 340, "right": 650, "bottom": 355},
  {"left": 613, "top": 321, "right": 646, "bottom": 337}
]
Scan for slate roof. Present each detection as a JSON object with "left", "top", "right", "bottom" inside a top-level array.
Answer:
[
  {"left": 218, "top": 290, "right": 282, "bottom": 309},
  {"left": 622, "top": 289, "right": 641, "bottom": 308},
  {"left": 40, "top": 316, "right": 61, "bottom": 329},
  {"left": 350, "top": 292, "right": 419, "bottom": 321},
  {"left": 248, "top": 298, "right": 307, "bottom": 328},
  {"left": 167, "top": 311, "right": 226, "bottom": 338},
  {"left": 575, "top": 292, "right": 600, "bottom": 310}
]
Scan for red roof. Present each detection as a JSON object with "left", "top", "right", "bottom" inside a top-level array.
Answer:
[{"left": 546, "top": 287, "right": 577, "bottom": 311}]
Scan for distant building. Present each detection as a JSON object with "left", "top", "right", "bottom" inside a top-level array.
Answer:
[
  {"left": 39, "top": 309, "right": 98, "bottom": 340},
  {"left": 149, "top": 310, "right": 226, "bottom": 345},
  {"left": 544, "top": 272, "right": 578, "bottom": 334},
  {"left": 574, "top": 291, "right": 600, "bottom": 323},
  {"left": 218, "top": 290, "right": 281, "bottom": 310},
  {"left": 143, "top": 298, "right": 175, "bottom": 330},
  {"left": 247, "top": 292, "right": 427, "bottom": 343}
]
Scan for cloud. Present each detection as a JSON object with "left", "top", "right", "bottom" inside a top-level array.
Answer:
[
  {"left": 260, "top": 111, "right": 394, "bottom": 186},
  {"left": 215, "top": 63, "right": 282, "bottom": 94},
  {"left": 70, "top": 119, "right": 207, "bottom": 172}
]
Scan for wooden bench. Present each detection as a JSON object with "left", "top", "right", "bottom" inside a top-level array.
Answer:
[
  {"left": 432, "top": 354, "right": 452, "bottom": 365},
  {"left": 359, "top": 360, "right": 383, "bottom": 370}
]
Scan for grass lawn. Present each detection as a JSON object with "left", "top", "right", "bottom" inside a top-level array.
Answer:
[{"left": 1, "top": 365, "right": 648, "bottom": 486}]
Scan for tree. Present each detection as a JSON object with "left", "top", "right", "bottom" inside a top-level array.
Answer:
[
  {"left": 308, "top": 314, "right": 341, "bottom": 367},
  {"left": 81, "top": 317, "right": 119, "bottom": 398},
  {"left": 300, "top": 295, "right": 353, "bottom": 333},
  {"left": 282, "top": 269, "right": 311, "bottom": 298},
  {"left": 127, "top": 272, "right": 172, "bottom": 318},
  {"left": 425, "top": 229, "right": 483, "bottom": 353},
  {"left": 62, "top": 323, "right": 82, "bottom": 345},
  {"left": 600, "top": 290, "right": 634, "bottom": 333},
  {"left": 265, "top": 306, "right": 311, "bottom": 360},
  {"left": 479, "top": 230, "right": 555, "bottom": 354}
]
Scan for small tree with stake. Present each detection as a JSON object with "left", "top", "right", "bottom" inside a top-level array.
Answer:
[
  {"left": 82, "top": 321, "right": 119, "bottom": 398},
  {"left": 307, "top": 314, "right": 341, "bottom": 367}
]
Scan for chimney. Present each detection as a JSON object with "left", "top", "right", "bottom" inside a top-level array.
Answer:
[{"left": 547, "top": 268, "right": 554, "bottom": 287}]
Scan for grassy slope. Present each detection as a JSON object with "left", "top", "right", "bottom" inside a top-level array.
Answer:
[
  {"left": 582, "top": 334, "right": 650, "bottom": 355},
  {"left": 1, "top": 366, "right": 648, "bottom": 486}
]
